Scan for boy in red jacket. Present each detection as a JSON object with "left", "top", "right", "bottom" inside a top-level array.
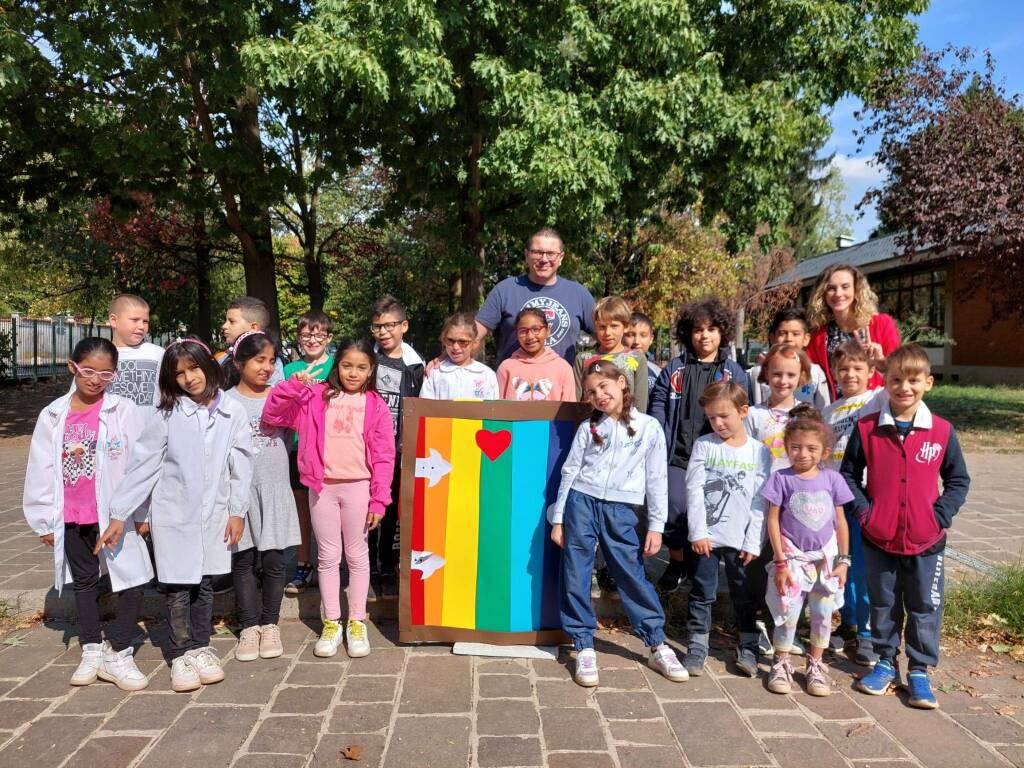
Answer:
[{"left": 840, "top": 344, "right": 970, "bottom": 709}]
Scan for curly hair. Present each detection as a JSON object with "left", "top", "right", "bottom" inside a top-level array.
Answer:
[
  {"left": 783, "top": 403, "right": 836, "bottom": 454},
  {"left": 674, "top": 297, "right": 735, "bottom": 357},
  {"left": 806, "top": 263, "right": 879, "bottom": 330},
  {"left": 582, "top": 359, "right": 636, "bottom": 445}
]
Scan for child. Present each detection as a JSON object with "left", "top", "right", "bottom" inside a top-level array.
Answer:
[
  {"left": 744, "top": 344, "right": 812, "bottom": 471},
  {"left": 842, "top": 344, "right": 970, "bottom": 709},
  {"left": 649, "top": 297, "right": 752, "bottom": 593},
  {"left": 822, "top": 341, "right": 884, "bottom": 665},
  {"left": 105, "top": 294, "right": 165, "bottom": 412},
  {"left": 263, "top": 339, "right": 396, "bottom": 659},
  {"left": 369, "top": 296, "right": 423, "bottom": 598},
  {"left": 24, "top": 337, "right": 154, "bottom": 691},
  {"left": 761, "top": 406, "right": 853, "bottom": 697},
  {"left": 682, "top": 381, "right": 771, "bottom": 677},
  {"left": 548, "top": 360, "right": 686, "bottom": 687},
  {"left": 221, "top": 296, "right": 284, "bottom": 385},
  {"left": 496, "top": 308, "right": 577, "bottom": 401},
  {"left": 420, "top": 312, "right": 499, "bottom": 400},
  {"left": 572, "top": 296, "right": 649, "bottom": 412},
  {"left": 282, "top": 310, "right": 335, "bottom": 595},
  {"left": 99, "top": 337, "right": 253, "bottom": 692},
  {"left": 225, "top": 331, "right": 301, "bottom": 661},
  {"left": 624, "top": 311, "right": 661, "bottom": 396},
  {"left": 748, "top": 308, "right": 830, "bottom": 409}
]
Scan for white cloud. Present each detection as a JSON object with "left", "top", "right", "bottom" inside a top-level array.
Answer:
[{"left": 830, "top": 154, "right": 888, "bottom": 184}]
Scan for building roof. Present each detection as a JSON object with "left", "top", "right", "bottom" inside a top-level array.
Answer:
[{"left": 768, "top": 233, "right": 906, "bottom": 288}]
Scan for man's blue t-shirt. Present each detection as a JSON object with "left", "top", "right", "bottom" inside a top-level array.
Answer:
[{"left": 477, "top": 275, "right": 596, "bottom": 365}]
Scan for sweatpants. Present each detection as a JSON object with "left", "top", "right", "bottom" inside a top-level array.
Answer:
[
  {"left": 863, "top": 538, "right": 944, "bottom": 670},
  {"left": 232, "top": 548, "right": 287, "bottom": 628},
  {"left": 839, "top": 507, "right": 871, "bottom": 636},
  {"left": 165, "top": 576, "right": 214, "bottom": 660},
  {"left": 311, "top": 479, "right": 371, "bottom": 621},
  {"left": 560, "top": 489, "right": 666, "bottom": 651},
  {"left": 64, "top": 523, "right": 143, "bottom": 651}
]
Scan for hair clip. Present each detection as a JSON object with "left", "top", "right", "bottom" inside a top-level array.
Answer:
[
  {"left": 230, "top": 329, "right": 266, "bottom": 358},
  {"left": 167, "top": 337, "right": 211, "bottom": 354}
]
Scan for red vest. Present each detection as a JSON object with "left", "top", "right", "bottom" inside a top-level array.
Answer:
[{"left": 856, "top": 412, "right": 952, "bottom": 555}]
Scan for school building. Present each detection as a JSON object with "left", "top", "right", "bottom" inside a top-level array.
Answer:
[{"left": 769, "top": 233, "right": 1024, "bottom": 385}]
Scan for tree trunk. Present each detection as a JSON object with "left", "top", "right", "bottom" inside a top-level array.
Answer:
[
  {"left": 459, "top": 86, "right": 485, "bottom": 310},
  {"left": 193, "top": 214, "right": 212, "bottom": 344}
]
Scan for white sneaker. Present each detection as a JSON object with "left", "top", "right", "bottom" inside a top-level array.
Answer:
[
  {"left": 97, "top": 644, "right": 148, "bottom": 691},
  {"left": 70, "top": 642, "right": 105, "bottom": 686},
  {"left": 346, "top": 619, "right": 371, "bottom": 658},
  {"left": 186, "top": 647, "right": 225, "bottom": 684},
  {"left": 171, "top": 656, "right": 201, "bottom": 692},
  {"left": 649, "top": 645, "right": 689, "bottom": 682},
  {"left": 314, "top": 619, "right": 343, "bottom": 658},
  {"left": 574, "top": 648, "right": 599, "bottom": 687},
  {"left": 235, "top": 626, "right": 261, "bottom": 662}
]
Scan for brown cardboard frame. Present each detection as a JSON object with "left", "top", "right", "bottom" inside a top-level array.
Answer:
[{"left": 398, "top": 398, "right": 592, "bottom": 644}]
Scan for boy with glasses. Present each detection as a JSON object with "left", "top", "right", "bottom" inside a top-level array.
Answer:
[
  {"left": 283, "top": 311, "right": 335, "bottom": 595},
  {"left": 369, "top": 296, "right": 424, "bottom": 598}
]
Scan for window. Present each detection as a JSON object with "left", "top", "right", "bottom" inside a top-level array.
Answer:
[{"left": 876, "top": 267, "right": 947, "bottom": 330}]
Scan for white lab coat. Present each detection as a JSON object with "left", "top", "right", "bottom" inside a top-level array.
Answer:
[
  {"left": 108, "top": 391, "right": 254, "bottom": 584},
  {"left": 23, "top": 393, "right": 154, "bottom": 596}
]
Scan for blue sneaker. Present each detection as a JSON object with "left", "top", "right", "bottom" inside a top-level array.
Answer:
[
  {"left": 855, "top": 658, "right": 897, "bottom": 695},
  {"left": 907, "top": 670, "right": 939, "bottom": 710}
]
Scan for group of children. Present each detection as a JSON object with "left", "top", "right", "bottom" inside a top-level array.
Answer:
[{"left": 24, "top": 289, "right": 970, "bottom": 710}]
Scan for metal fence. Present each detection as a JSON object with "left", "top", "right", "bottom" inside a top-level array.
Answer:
[{"left": 0, "top": 315, "right": 172, "bottom": 382}]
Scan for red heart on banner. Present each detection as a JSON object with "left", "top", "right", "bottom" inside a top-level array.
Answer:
[{"left": 475, "top": 429, "right": 512, "bottom": 462}]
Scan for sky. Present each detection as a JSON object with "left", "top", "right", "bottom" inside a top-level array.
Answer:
[{"left": 827, "top": 0, "right": 1024, "bottom": 243}]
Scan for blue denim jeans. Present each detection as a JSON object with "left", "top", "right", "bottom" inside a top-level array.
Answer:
[
  {"left": 559, "top": 489, "right": 666, "bottom": 651},
  {"left": 839, "top": 507, "right": 871, "bottom": 636}
]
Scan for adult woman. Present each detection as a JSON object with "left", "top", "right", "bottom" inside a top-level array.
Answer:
[{"left": 806, "top": 263, "right": 900, "bottom": 399}]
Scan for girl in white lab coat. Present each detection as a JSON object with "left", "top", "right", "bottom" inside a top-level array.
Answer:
[
  {"left": 98, "top": 337, "right": 253, "bottom": 693},
  {"left": 23, "top": 337, "right": 153, "bottom": 691}
]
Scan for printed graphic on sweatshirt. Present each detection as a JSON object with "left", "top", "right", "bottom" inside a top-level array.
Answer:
[
  {"left": 512, "top": 377, "right": 553, "bottom": 400},
  {"left": 376, "top": 363, "right": 403, "bottom": 433},
  {"left": 788, "top": 489, "right": 834, "bottom": 532},
  {"left": 522, "top": 296, "right": 570, "bottom": 350},
  {"left": 246, "top": 413, "right": 280, "bottom": 456},
  {"left": 108, "top": 358, "right": 159, "bottom": 406},
  {"left": 916, "top": 441, "right": 943, "bottom": 464},
  {"left": 62, "top": 422, "right": 97, "bottom": 486},
  {"left": 703, "top": 468, "right": 751, "bottom": 529}
]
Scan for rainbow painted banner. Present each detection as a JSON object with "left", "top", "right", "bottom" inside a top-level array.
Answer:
[{"left": 399, "top": 399, "right": 592, "bottom": 644}]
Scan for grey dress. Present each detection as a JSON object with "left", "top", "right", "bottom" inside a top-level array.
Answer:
[{"left": 225, "top": 388, "right": 300, "bottom": 552}]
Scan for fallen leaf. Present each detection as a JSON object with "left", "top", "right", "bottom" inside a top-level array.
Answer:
[
  {"left": 991, "top": 644, "right": 1013, "bottom": 654},
  {"left": 996, "top": 706, "right": 1018, "bottom": 717},
  {"left": 966, "top": 686, "right": 984, "bottom": 698},
  {"left": 846, "top": 723, "right": 873, "bottom": 737},
  {"left": 341, "top": 745, "right": 362, "bottom": 761},
  {"left": 937, "top": 682, "right": 957, "bottom": 694},
  {"left": 2, "top": 634, "right": 26, "bottom": 646},
  {"left": 969, "top": 706, "right": 984, "bottom": 711}
]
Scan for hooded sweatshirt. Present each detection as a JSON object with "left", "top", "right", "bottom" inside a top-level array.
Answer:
[{"left": 496, "top": 347, "right": 577, "bottom": 401}]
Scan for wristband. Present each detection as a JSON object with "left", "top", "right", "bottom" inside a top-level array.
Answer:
[{"left": 834, "top": 555, "right": 852, "bottom": 568}]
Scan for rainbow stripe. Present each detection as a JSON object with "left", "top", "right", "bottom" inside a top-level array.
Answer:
[{"left": 410, "top": 416, "right": 573, "bottom": 631}]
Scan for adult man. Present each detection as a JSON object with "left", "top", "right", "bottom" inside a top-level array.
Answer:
[{"left": 476, "top": 228, "right": 596, "bottom": 365}]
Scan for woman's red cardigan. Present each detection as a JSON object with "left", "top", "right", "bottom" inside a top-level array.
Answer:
[{"left": 807, "top": 312, "right": 901, "bottom": 399}]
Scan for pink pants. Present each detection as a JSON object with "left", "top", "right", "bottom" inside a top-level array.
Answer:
[{"left": 310, "top": 479, "right": 372, "bottom": 621}]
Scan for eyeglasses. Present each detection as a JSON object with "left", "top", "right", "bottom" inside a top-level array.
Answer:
[
  {"left": 443, "top": 337, "right": 474, "bottom": 347},
  {"left": 298, "top": 332, "right": 330, "bottom": 342},
  {"left": 527, "top": 248, "right": 562, "bottom": 260},
  {"left": 370, "top": 321, "right": 402, "bottom": 334},
  {"left": 71, "top": 362, "right": 116, "bottom": 382},
  {"left": 516, "top": 325, "right": 548, "bottom": 337}
]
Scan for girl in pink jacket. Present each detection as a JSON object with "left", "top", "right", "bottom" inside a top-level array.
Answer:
[{"left": 263, "top": 339, "right": 395, "bottom": 660}]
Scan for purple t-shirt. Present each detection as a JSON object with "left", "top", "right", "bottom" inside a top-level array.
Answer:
[
  {"left": 477, "top": 275, "right": 595, "bottom": 365},
  {"left": 759, "top": 468, "right": 854, "bottom": 552}
]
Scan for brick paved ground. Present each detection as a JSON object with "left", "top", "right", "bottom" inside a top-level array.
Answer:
[{"left": 2, "top": 437, "right": 1023, "bottom": 767}]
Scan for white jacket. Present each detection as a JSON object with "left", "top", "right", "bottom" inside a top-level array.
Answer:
[
  {"left": 23, "top": 393, "right": 154, "bottom": 596},
  {"left": 547, "top": 409, "right": 668, "bottom": 532},
  {"left": 108, "top": 391, "right": 254, "bottom": 584}
]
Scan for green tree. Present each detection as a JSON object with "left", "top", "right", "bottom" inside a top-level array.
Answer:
[{"left": 246, "top": 0, "right": 924, "bottom": 309}]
